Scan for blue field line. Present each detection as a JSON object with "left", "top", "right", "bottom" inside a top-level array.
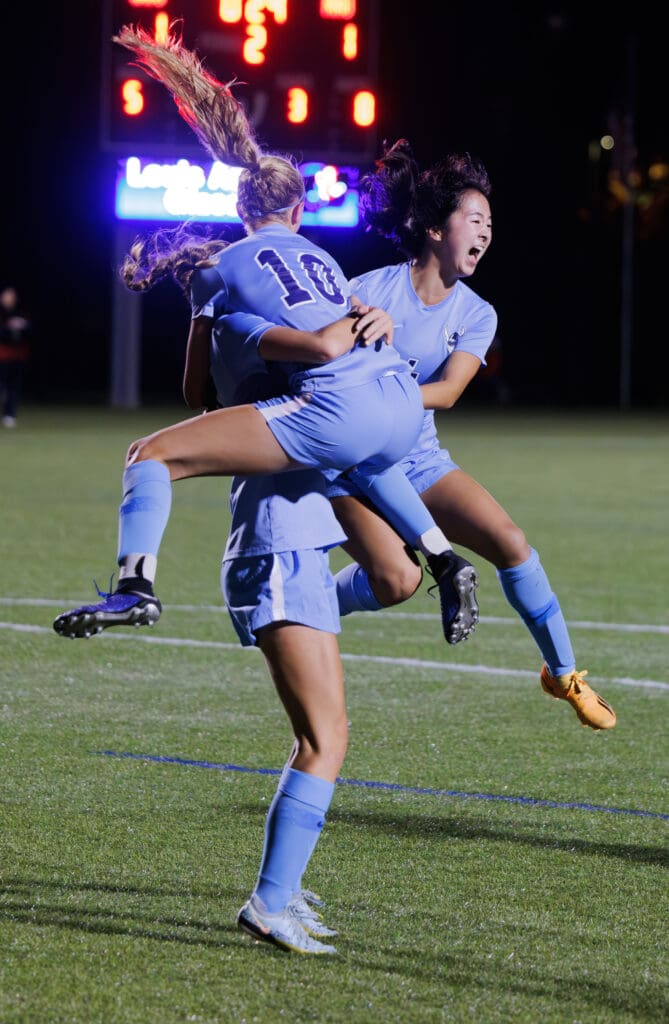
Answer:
[{"left": 96, "top": 750, "right": 669, "bottom": 821}]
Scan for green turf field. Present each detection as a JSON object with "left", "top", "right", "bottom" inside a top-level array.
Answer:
[{"left": 1, "top": 405, "right": 667, "bottom": 1023}]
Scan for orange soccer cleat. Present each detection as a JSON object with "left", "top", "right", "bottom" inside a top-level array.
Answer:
[{"left": 540, "top": 664, "right": 617, "bottom": 730}]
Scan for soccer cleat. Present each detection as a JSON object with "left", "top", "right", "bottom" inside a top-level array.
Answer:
[
  {"left": 540, "top": 664, "right": 617, "bottom": 730},
  {"left": 296, "top": 888, "right": 326, "bottom": 909},
  {"left": 426, "top": 551, "right": 479, "bottom": 644},
  {"left": 53, "top": 588, "right": 162, "bottom": 638},
  {"left": 288, "top": 890, "right": 338, "bottom": 938},
  {"left": 237, "top": 895, "right": 337, "bottom": 954}
]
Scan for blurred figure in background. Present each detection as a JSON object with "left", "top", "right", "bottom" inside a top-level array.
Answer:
[{"left": 0, "top": 285, "right": 31, "bottom": 428}]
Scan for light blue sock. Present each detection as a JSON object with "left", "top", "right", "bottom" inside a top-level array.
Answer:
[
  {"left": 496, "top": 548, "right": 575, "bottom": 676},
  {"left": 255, "top": 768, "right": 335, "bottom": 913},
  {"left": 334, "top": 562, "right": 384, "bottom": 616},
  {"left": 117, "top": 460, "right": 172, "bottom": 568},
  {"left": 348, "top": 464, "right": 441, "bottom": 550}
]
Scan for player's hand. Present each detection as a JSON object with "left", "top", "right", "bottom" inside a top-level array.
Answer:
[{"left": 349, "top": 296, "right": 394, "bottom": 346}]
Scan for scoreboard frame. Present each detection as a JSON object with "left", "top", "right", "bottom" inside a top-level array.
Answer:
[{"left": 100, "top": 0, "right": 380, "bottom": 163}]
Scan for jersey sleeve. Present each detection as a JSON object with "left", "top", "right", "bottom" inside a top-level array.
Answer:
[
  {"left": 190, "top": 265, "right": 227, "bottom": 319},
  {"left": 455, "top": 303, "right": 497, "bottom": 365},
  {"left": 220, "top": 311, "right": 277, "bottom": 350},
  {"left": 348, "top": 275, "right": 370, "bottom": 305}
]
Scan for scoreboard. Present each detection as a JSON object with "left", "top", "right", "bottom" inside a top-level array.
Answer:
[{"left": 101, "top": 0, "right": 380, "bottom": 163}]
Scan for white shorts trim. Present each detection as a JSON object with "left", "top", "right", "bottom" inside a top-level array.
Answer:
[{"left": 257, "top": 394, "right": 311, "bottom": 422}]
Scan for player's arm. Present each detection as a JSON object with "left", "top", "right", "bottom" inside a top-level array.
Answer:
[
  {"left": 421, "top": 305, "right": 497, "bottom": 410},
  {"left": 183, "top": 315, "right": 218, "bottom": 410},
  {"left": 258, "top": 302, "right": 393, "bottom": 363},
  {"left": 419, "top": 350, "right": 482, "bottom": 410},
  {"left": 185, "top": 266, "right": 226, "bottom": 410}
]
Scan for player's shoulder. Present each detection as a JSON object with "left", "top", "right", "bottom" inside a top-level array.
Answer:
[
  {"left": 191, "top": 259, "right": 224, "bottom": 284},
  {"left": 349, "top": 262, "right": 406, "bottom": 303},
  {"left": 190, "top": 261, "right": 226, "bottom": 311},
  {"left": 455, "top": 279, "right": 496, "bottom": 319},
  {"left": 352, "top": 261, "right": 405, "bottom": 287}
]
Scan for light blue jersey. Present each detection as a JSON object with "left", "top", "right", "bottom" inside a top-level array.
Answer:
[
  {"left": 204, "top": 307, "right": 423, "bottom": 480},
  {"left": 192, "top": 233, "right": 451, "bottom": 561},
  {"left": 204, "top": 299, "right": 346, "bottom": 646},
  {"left": 327, "top": 262, "right": 497, "bottom": 502},
  {"left": 191, "top": 224, "right": 409, "bottom": 393},
  {"left": 201, "top": 281, "right": 291, "bottom": 409},
  {"left": 224, "top": 470, "right": 346, "bottom": 560},
  {"left": 201, "top": 302, "right": 346, "bottom": 560},
  {"left": 349, "top": 261, "right": 497, "bottom": 456}
]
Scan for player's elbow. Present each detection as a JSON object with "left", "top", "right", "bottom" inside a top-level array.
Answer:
[
  {"left": 304, "top": 334, "right": 345, "bottom": 362},
  {"left": 316, "top": 338, "right": 345, "bottom": 362}
]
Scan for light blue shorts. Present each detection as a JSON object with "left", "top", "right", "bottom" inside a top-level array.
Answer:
[
  {"left": 255, "top": 372, "right": 423, "bottom": 479},
  {"left": 327, "top": 444, "right": 459, "bottom": 500},
  {"left": 221, "top": 548, "right": 341, "bottom": 647}
]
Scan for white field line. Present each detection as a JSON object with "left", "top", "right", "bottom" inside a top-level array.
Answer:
[
  {"left": 1, "top": 596, "right": 668, "bottom": 635},
  {"left": 1, "top": 616, "right": 667, "bottom": 693}
]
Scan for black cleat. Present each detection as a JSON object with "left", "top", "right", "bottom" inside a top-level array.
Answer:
[{"left": 426, "top": 551, "right": 479, "bottom": 644}]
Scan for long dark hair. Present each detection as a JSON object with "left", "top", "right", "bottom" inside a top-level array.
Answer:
[{"left": 360, "top": 138, "right": 491, "bottom": 258}]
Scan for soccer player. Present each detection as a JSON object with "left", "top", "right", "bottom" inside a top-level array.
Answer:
[
  {"left": 150, "top": 245, "right": 363, "bottom": 953},
  {"left": 328, "top": 139, "right": 616, "bottom": 731},
  {"left": 51, "top": 25, "right": 479, "bottom": 646},
  {"left": 195, "top": 308, "right": 353, "bottom": 955}
]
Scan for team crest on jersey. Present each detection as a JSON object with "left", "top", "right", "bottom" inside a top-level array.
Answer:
[{"left": 444, "top": 324, "right": 466, "bottom": 355}]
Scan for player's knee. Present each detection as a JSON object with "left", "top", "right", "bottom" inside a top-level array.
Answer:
[
  {"left": 496, "top": 523, "right": 531, "bottom": 567},
  {"left": 297, "top": 716, "right": 348, "bottom": 777},
  {"left": 126, "top": 436, "right": 153, "bottom": 466},
  {"left": 371, "top": 554, "right": 422, "bottom": 606},
  {"left": 126, "top": 435, "right": 172, "bottom": 473}
]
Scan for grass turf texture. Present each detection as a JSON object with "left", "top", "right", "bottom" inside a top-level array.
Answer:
[{"left": 1, "top": 405, "right": 667, "bottom": 1024}]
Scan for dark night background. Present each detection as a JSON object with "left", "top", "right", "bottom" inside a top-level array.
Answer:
[{"left": 3, "top": 2, "right": 668, "bottom": 410}]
